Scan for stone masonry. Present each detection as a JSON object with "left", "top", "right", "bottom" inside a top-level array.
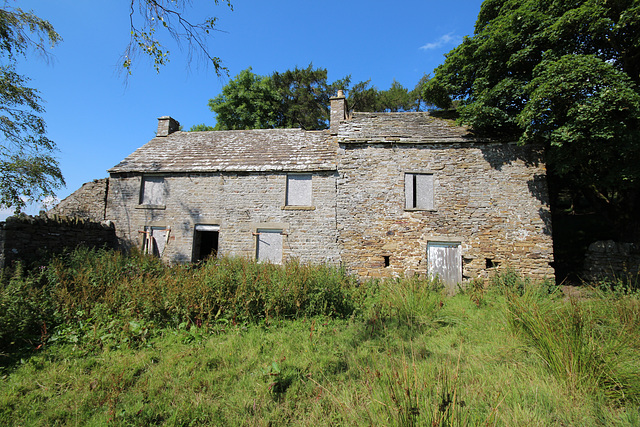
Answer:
[
  {"left": 107, "top": 171, "right": 340, "bottom": 264},
  {"left": 48, "top": 178, "right": 109, "bottom": 222},
  {"left": 334, "top": 111, "right": 554, "bottom": 282},
  {"left": 0, "top": 214, "right": 117, "bottom": 268},
  {"left": 51, "top": 96, "right": 556, "bottom": 286}
]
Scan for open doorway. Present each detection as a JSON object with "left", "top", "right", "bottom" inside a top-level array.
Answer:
[{"left": 193, "top": 224, "right": 219, "bottom": 262}]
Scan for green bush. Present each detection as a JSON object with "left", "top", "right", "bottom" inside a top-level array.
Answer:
[
  {"left": 0, "top": 263, "right": 55, "bottom": 354},
  {"left": 44, "top": 248, "right": 362, "bottom": 330}
]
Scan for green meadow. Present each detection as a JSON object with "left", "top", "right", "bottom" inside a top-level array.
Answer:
[{"left": 1, "top": 248, "right": 639, "bottom": 425}]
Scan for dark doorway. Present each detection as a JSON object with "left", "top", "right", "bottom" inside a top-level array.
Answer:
[{"left": 193, "top": 228, "right": 219, "bottom": 262}]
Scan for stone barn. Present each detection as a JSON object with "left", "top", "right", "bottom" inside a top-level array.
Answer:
[{"left": 55, "top": 92, "right": 555, "bottom": 288}]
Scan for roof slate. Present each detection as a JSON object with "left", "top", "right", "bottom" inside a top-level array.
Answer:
[
  {"left": 338, "top": 112, "right": 478, "bottom": 144},
  {"left": 109, "top": 112, "right": 483, "bottom": 174},
  {"left": 109, "top": 128, "right": 337, "bottom": 173}
]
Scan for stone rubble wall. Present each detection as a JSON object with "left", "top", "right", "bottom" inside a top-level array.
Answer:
[
  {"left": 582, "top": 240, "right": 640, "bottom": 282},
  {"left": 48, "top": 178, "right": 109, "bottom": 222},
  {"left": 335, "top": 141, "right": 555, "bottom": 282},
  {"left": 0, "top": 214, "right": 117, "bottom": 268},
  {"left": 106, "top": 171, "right": 341, "bottom": 264}
]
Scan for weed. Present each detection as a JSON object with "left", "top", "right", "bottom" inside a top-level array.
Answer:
[{"left": 506, "top": 287, "right": 640, "bottom": 404}]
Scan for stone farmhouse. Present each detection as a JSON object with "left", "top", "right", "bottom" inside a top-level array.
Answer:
[{"left": 52, "top": 92, "right": 555, "bottom": 288}]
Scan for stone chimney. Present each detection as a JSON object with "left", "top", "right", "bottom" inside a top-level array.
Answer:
[
  {"left": 156, "top": 116, "right": 180, "bottom": 137},
  {"left": 330, "top": 90, "right": 348, "bottom": 135}
]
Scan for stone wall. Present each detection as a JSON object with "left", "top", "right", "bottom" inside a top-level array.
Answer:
[
  {"left": 106, "top": 171, "right": 341, "bottom": 264},
  {"left": 48, "top": 178, "right": 108, "bottom": 222},
  {"left": 335, "top": 141, "right": 555, "bottom": 282},
  {"left": 0, "top": 214, "right": 117, "bottom": 268},
  {"left": 582, "top": 240, "right": 640, "bottom": 282}
]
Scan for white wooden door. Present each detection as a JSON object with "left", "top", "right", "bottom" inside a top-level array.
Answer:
[{"left": 427, "top": 242, "right": 462, "bottom": 291}]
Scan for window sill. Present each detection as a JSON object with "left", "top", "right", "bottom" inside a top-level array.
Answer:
[
  {"left": 281, "top": 206, "right": 316, "bottom": 211},
  {"left": 404, "top": 208, "right": 436, "bottom": 212},
  {"left": 136, "top": 204, "right": 166, "bottom": 210}
]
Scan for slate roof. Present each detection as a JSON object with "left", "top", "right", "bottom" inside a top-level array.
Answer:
[
  {"left": 109, "top": 128, "right": 336, "bottom": 173},
  {"left": 338, "top": 112, "right": 479, "bottom": 144},
  {"left": 110, "top": 113, "right": 483, "bottom": 174}
]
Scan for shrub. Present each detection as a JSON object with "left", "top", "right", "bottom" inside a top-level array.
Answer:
[{"left": 0, "top": 263, "right": 55, "bottom": 355}]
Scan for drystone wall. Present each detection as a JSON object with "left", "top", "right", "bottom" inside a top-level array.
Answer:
[
  {"left": 335, "top": 141, "right": 555, "bottom": 281},
  {"left": 106, "top": 171, "right": 341, "bottom": 264},
  {"left": 48, "top": 178, "right": 108, "bottom": 222},
  {"left": 582, "top": 240, "right": 640, "bottom": 282},
  {"left": 0, "top": 214, "right": 117, "bottom": 268}
]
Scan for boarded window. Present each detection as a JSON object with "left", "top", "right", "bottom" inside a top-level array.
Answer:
[
  {"left": 427, "top": 242, "right": 461, "bottom": 292},
  {"left": 286, "top": 174, "right": 312, "bottom": 206},
  {"left": 405, "top": 173, "right": 434, "bottom": 210},
  {"left": 142, "top": 226, "right": 169, "bottom": 257},
  {"left": 256, "top": 229, "right": 283, "bottom": 264},
  {"left": 140, "top": 176, "right": 166, "bottom": 205}
]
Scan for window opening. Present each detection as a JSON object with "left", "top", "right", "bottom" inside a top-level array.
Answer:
[
  {"left": 405, "top": 173, "right": 434, "bottom": 210},
  {"left": 140, "top": 176, "right": 166, "bottom": 205},
  {"left": 485, "top": 258, "right": 500, "bottom": 269},
  {"left": 286, "top": 174, "right": 312, "bottom": 206},
  {"left": 383, "top": 255, "right": 391, "bottom": 268},
  {"left": 255, "top": 229, "right": 283, "bottom": 264}
]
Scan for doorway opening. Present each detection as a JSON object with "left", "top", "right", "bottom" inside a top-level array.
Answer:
[{"left": 193, "top": 225, "right": 219, "bottom": 262}]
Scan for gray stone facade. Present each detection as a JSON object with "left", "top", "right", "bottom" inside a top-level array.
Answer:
[
  {"left": 55, "top": 96, "right": 555, "bottom": 286},
  {"left": 107, "top": 171, "right": 340, "bottom": 264}
]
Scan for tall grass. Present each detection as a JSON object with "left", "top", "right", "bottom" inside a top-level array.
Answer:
[
  {"left": 505, "top": 281, "right": 640, "bottom": 403},
  {"left": 2, "top": 247, "right": 362, "bottom": 356},
  {"left": 2, "top": 250, "right": 640, "bottom": 425}
]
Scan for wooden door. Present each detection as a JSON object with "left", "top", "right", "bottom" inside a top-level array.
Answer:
[{"left": 427, "top": 242, "right": 462, "bottom": 292}]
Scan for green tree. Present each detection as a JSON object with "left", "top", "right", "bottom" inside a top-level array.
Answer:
[
  {"left": 208, "top": 68, "right": 280, "bottom": 130},
  {"left": 0, "top": 6, "right": 64, "bottom": 212},
  {"left": 189, "top": 123, "right": 216, "bottom": 132},
  {"left": 210, "top": 68, "right": 431, "bottom": 130},
  {"left": 346, "top": 76, "right": 432, "bottom": 113},
  {"left": 271, "top": 64, "right": 349, "bottom": 129},
  {"left": 210, "top": 65, "right": 348, "bottom": 130},
  {"left": 346, "top": 79, "right": 380, "bottom": 112},
  {"left": 423, "top": 0, "right": 640, "bottom": 239}
]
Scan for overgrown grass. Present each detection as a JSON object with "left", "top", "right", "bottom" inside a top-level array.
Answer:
[{"left": 1, "top": 249, "right": 639, "bottom": 425}]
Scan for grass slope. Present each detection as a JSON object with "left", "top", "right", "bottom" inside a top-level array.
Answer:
[{"left": 0, "top": 249, "right": 639, "bottom": 425}]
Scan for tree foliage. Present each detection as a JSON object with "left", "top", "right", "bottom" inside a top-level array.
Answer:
[
  {"left": 188, "top": 123, "right": 216, "bottom": 132},
  {"left": 347, "top": 75, "right": 431, "bottom": 113},
  {"left": 271, "top": 65, "right": 349, "bottom": 129},
  {"left": 209, "top": 65, "right": 346, "bottom": 130},
  {"left": 423, "top": 0, "right": 640, "bottom": 238},
  {"left": 208, "top": 68, "right": 280, "bottom": 130},
  {"left": 0, "top": 5, "right": 64, "bottom": 212},
  {"left": 209, "top": 67, "right": 432, "bottom": 130},
  {"left": 124, "top": 0, "right": 233, "bottom": 75}
]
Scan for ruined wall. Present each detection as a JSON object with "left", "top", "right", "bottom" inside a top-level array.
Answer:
[
  {"left": 582, "top": 240, "right": 640, "bottom": 282},
  {"left": 0, "top": 214, "right": 117, "bottom": 268},
  {"left": 106, "top": 171, "right": 341, "bottom": 264},
  {"left": 335, "top": 141, "right": 555, "bottom": 281},
  {"left": 48, "top": 178, "right": 108, "bottom": 222}
]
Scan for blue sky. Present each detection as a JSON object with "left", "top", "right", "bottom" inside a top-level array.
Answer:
[{"left": 8, "top": 0, "right": 483, "bottom": 218}]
